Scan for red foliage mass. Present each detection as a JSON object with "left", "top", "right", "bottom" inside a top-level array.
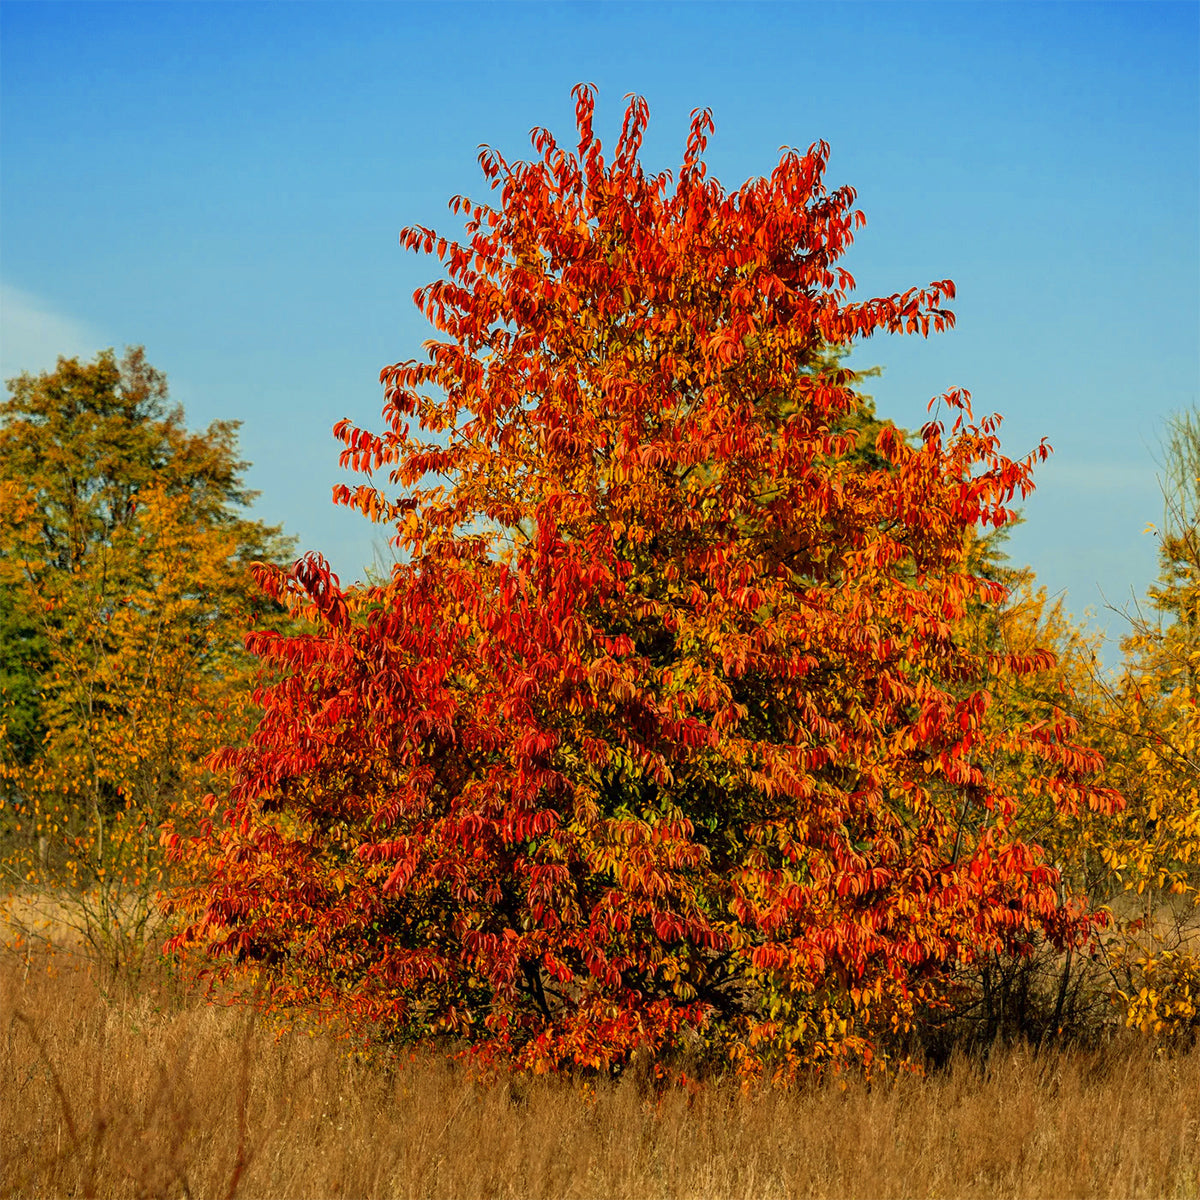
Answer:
[{"left": 166, "top": 87, "right": 1119, "bottom": 1078}]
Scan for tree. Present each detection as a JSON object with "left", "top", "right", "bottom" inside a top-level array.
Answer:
[
  {"left": 167, "top": 88, "right": 1117, "bottom": 1077},
  {"left": 972, "top": 408, "right": 1200, "bottom": 1051},
  {"left": 1081, "top": 408, "right": 1200, "bottom": 1042},
  {"left": 1140, "top": 409, "right": 1200, "bottom": 685},
  {"left": 929, "top": 569, "right": 1120, "bottom": 1051},
  {"left": 0, "top": 575, "right": 50, "bottom": 770},
  {"left": 0, "top": 347, "right": 293, "bottom": 971}
]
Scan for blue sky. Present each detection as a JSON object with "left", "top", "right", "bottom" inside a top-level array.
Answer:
[{"left": 2, "top": 1, "right": 1197, "bottom": 663}]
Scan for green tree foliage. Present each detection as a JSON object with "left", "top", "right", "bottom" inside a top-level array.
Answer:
[{"left": 0, "top": 347, "right": 294, "bottom": 968}]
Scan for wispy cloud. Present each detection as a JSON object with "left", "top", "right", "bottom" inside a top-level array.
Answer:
[{"left": 0, "top": 282, "right": 106, "bottom": 385}]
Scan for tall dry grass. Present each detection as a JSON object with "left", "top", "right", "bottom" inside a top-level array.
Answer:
[{"left": 2, "top": 944, "right": 1198, "bottom": 1200}]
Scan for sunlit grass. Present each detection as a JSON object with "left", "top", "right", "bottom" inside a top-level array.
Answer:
[{"left": 2, "top": 929, "right": 1198, "bottom": 1200}]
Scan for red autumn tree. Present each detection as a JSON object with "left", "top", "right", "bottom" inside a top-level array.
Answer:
[{"left": 166, "top": 87, "right": 1119, "bottom": 1078}]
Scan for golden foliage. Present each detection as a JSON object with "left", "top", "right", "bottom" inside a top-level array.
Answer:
[{"left": 0, "top": 348, "right": 292, "bottom": 971}]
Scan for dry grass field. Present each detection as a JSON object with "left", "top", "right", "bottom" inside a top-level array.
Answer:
[{"left": 2, "top": 939, "right": 1198, "bottom": 1200}]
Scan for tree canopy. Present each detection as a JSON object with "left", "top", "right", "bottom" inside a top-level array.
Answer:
[
  {"left": 0, "top": 347, "right": 293, "bottom": 966},
  {"left": 166, "top": 89, "right": 1118, "bottom": 1077}
]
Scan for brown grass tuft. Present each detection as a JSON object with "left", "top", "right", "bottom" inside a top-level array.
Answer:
[{"left": 2, "top": 946, "right": 1198, "bottom": 1200}]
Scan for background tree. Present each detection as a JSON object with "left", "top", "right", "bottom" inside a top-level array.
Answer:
[
  {"left": 1081, "top": 409, "right": 1200, "bottom": 1042},
  {"left": 0, "top": 575, "right": 49, "bottom": 771},
  {"left": 0, "top": 347, "right": 293, "bottom": 972},
  {"left": 168, "top": 89, "right": 1117, "bottom": 1078},
  {"left": 924, "top": 565, "right": 1119, "bottom": 1052},
  {"left": 1139, "top": 409, "right": 1200, "bottom": 686},
  {"left": 954, "top": 407, "right": 1200, "bottom": 1052}
]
